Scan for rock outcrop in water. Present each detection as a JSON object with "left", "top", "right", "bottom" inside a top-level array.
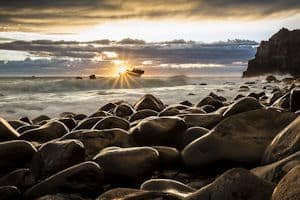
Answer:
[{"left": 243, "top": 28, "right": 300, "bottom": 77}]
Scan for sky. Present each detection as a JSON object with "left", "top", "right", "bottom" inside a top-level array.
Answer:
[{"left": 0, "top": 0, "right": 300, "bottom": 42}]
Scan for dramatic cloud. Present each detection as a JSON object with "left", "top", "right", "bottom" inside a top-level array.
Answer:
[{"left": 0, "top": 0, "right": 299, "bottom": 32}]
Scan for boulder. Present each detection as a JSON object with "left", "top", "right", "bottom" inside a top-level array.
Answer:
[
  {"left": 0, "top": 186, "right": 21, "bottom": 200},
  {"left": 200, "top": 105, "right": 216, "bottom": 113},
  {"left": 93, "top": 147, "right": 159, "bottom": 181},
  {"left": 196, "top": 96, "right": 223, "bottom": 109},
  {"left": 152, "top": 146, "right": 181, "bottom": 168},
  {"left": 73, "top": 114, "right": 87, "bottom": 121},
  {"left": 182, "top": 109, "right": 296, "bottom": 168},
  {"left": 24, "top": 161, "right": 104, "bottom": 199},
  {"left": 129, "top": 116, "right": 187, "bottom": 146},
  {"left": 0, "top": 168, "right": 35, "bottom": 190},
  {"left": 272, "top": 165, "right": 300, "bottom": 200},
  {"left": 36, "top": 193, "right": 86, "bottom": 200},
  {"left": 20, "top": 121, "right": 69, "bottom": 142},
  {"left": 185, "top": 168, "right": 274, "bottom": 200},
  {"left": 58, "top": 118, "right": 77, "bottom": 130},
  {"left": 290, "top": 88, "right": 300, "bottom": 112},
  {"left": 93, "top": 116, "right": 130, "bottom": 131},
  {"left": 223, "top": 97, "right": 263, "bottom": 117},
  {"left": 129, "top": 109, "right": 158, "bottom": 122},
  {"left": 0, "top": 117, "right": 20, "bottom": 141},
  {"left": 114, "top": 103, "right": 135, "bottom": 118},
  {"left": 30, "top": 140, "right": 85, "bottom": 179},
  {"left": 252, "top": 151, "right": 300, "bottom": 183},
  {"left": 60, "top": 129, "right": 131, "bottom": 160},
  {"left": 89, "top": 110, "right": 110, "bottom": 118},
  {"left": 179, "top": 113, "right": 222, "bottom": 129},
  {"left": 16, "top": 125, "right": 39, "bottom": 134},
  {"left": 73, "top": 117, "right": 104, "bottom": 130},
  {"left": 0, "top": 140, "right": 37, "bottom": 174},
  {"left": 32, "top": 115, "right": 51, "bottom": 125},
  {"left": 263, "top": 116, "right": 300, "bottom": 164},
  {"left": 134, "top": 94, "right": 165, "bottom": 112},
  {"left": 8, "top": 120, "right": 29, "bottom": 130},
  {"left": 141, "top": 179, "right": 195, "bottom": 198},
  {"left": 178, "top": 127, "right": 209, "bottom": 150},
  {"left": 99, "top": 102, "right": 117, "bottom": 112},
  {"left": 272, "top": 92, "right": 290, "bottom": 109}
]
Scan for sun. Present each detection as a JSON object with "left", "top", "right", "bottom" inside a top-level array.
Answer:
[{"left": 117, "top": 66, "right": 128, "bottom": 75}]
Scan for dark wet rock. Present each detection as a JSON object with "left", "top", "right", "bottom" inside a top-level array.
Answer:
[
  {"left": 188, "top": 93, "right": 195, "bottom": 96},
  {"left": 238, "top": 85, "right": 250, "bottom": 92},
  {"left": 0, "top": 168, "right": 35, "bottom": 190},
  {"left": 247, "top": 92, "right": 264, "bottom": 100},
  {"left": 74, "top": 117, "right": 104, "bottom": 130},
  {"left": 36, "top": 193, "right": 87, "bottom": 200},
  {"left": 233, "top": 94, "right": 245, "bottom": 101},
  {"left": 263, "top": 116, "right": 300, "bottom": 164},
  {"left": 134, "top": 94, "right": 165, "bottom": 112},
  {"left": 24, "top": 161, "right": 104, "bottom": 199},
  {"left": 185, "top": 168, "right": 274, "bottom": 200},
  {"left": 89, "top": 110, "right": 110, "bottom": 118},
  {"left": 0, "top": 117, "right": 20, "bottom": 141},
  {"left": 243, "top": 28, "right": 300, "bottom": 77},
  {"left": 141, "top": 179, "right": 195, "bottom": 198},
  {"left": 266, "top": 75, "right": 279, "bottom": 83},
  {"left": 0, "top": 186, "right": 21, "bottom": 200},
  {"left": 199, "top": 83, "right": 207, "bottom": 85},
  {"left": 16, "top": 125, "right": 39, "bottom": 134},
  {"left": 184, "top": 107, "right": 206, "bottom": 114},
  {"left": 178, "top": 127, "right": 209, "bottom": 150},
  {"left": 93, "top": 116, "right": 130, "bottom": 131},
  {"left": 252, "top": 151, "right": 300, "bottom": 183},
  {"left": 182, "top": 109, "right": 296, "bottom": 168},
  {"left": 73, "top": 114, "right": 87, "bottom": 121},
  {"left": 159, "top": 107, "right": 181, "bottom": 116},
  {"left": 208, "top": 92, "right": 226, "bottom": 102},
  {"left": 89, "top": 74, "right": 96, "bottom": 79},
  {"left": 19, "top": 117, "right": 33, "bottom": 125},
  {"left": 20, "top": 120, "right": 69, "bottom": 142},
  {"left": 93, "top": 147, "right": 159, "bottom": 181},
  {"left": 0, "top": 140, "right": 37, "bottom": 174},
  {"left": 180, "top": 100, "right": 193, "bottom": 107},
  {"left": 272, "top": 92, "right": 290, "bottom": 109},
  {"left": 129, "top": 116, "right": 187, "bottom": 147},
  {"left": 152, "top": 146, "right": 181, "bottom": 169},
  {"left": 272, "top": 165, "right": 300, "bottom": 200},
  {"left": 99, "top": 103, "right": 117, "bottom": 112},
  {"left": 290, "top": 88, "right": 300, "bottom": 112},
  {"left": 32, "top": 115, "right": 51, "bottom": 125},
  {"left": 129, "top": 109, "right": 158, "bottom": 122},
  {"left": 97, "top": 188, "right": 180, "bottom": 200},
  {"left": 114, "top": 103, "right": 135, "bottom": 118},
  {"left": 196, "top": 96, "right": 223, "bottom": 109},
  {"left": 60, "top": 129, "right": 131, "bottom": 160},
  {"left": 58, "top": 118, "right": 77, "bottom": 130},
  {"left": 8, "top": 120, "right": 29, "bottom": 129},
  {"left": 179, "top": 113, "right": 222, "bottom": 129},
  {"left": 30, "top": 140, "right": 85, "bottom": 179},
  {"left": 200, "top": 105, "right": 216, "bottom": 113},
  {"left": 59, "top": 112, "right": 76, "bottom": 118},
  {"left": 269, "top": 90, "right": 284, "bottom": 105},
  {"left": 223, "top": 97, "right": 263, "bottom": 117}
]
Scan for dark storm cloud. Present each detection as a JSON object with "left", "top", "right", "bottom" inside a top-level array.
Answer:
[{"left": 0, "top": 0, "right": 299, "bottom": 32}]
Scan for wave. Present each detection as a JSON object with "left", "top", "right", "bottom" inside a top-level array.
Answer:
[{"left": 0, "top": 76, "right": 189, "bottom": 93}]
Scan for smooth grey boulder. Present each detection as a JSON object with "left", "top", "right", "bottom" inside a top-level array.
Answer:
[
  {"left": 93, "top": 116, "right": 130, "bottom": 131},
  {"left": 179, "top": 114, "right": 222, "bottom": 129},
  {"left": 0, "top": 117, "right": 20, "bottom": 141},
  {"left": 60, "top": 129, "right": 131, "bottom": 160},
  {"left": 185, "top": 168, "right": 274, "bottom": 200},
  {"left": 263, "top": 116, "right": 300, "bottom": 164},
  {"left": 223, "top": 97, "right": 263, "bottom": 117},
  {"left": 134, "top": 94, "right": 165, "bottom": 112},
  {"left": 178, "top": 127, "right": 209, "bottom": 150}
]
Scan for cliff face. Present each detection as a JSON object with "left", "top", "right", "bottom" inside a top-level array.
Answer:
[{"left": 243, "top": 28, "right": 300, "bottom": 77}]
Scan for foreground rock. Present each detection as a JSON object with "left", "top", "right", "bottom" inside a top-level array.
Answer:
[
  {"left": 0, "top": 186, "right": 21, "bottom": 200},
  {"left": 0, "top": 168, "right": 35, "bottom": 190},
  {"left": 185, "top": 168, "right": 274, "bottom": 200},
  {"left": 93, "top": 147, "right": 159, "bottom": 181},
  {"left": 262, "top": 116, "right": 300, "bottom": 164},
  {"left": 129, "top": 116, "right": 187, "bottom": 146},
  {"left": 134, "top": 94, "right": 165, "bottom": 112},
  {"left": 243, "top": 28, "right": 300, "bottom": 77},
  {"left": 0, "top": 117, "right": 20, "bottom": 141},
  {"left": 24, "top": 161, "right": 104, "bottom": 199},
  {"left": 272, "top": 165, "right": 300, "bottom": 200},
  {"left": 222, "top": 97, "right": 263, "bottom": 117},
  {"left": 179, "top": 113, "right": 222, "bottom": 129},
  {"left": 182, "top": 109, "right": 296, "bottom": 168}
]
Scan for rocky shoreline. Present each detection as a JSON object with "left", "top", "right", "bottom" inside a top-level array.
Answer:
[{"left": 0, "top": 77, "right": 300, "bottom": 200}]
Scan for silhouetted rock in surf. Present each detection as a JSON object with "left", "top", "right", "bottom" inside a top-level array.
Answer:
[{"left": 243, "top": 28, "right": 300, "bottom": 77}]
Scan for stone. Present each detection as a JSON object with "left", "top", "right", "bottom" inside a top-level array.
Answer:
[
  {"left": 8, "top": 120, "right": 29, "bottom": 129},
  {"left": 73, "top": 114, "right": 87, "bottom": 121},
  {"left": 114, "top": 103, "right": 135, "bottom": 118},
  {"left": 185, "top": 168, "right": 274, "bottom": 200},
  {"left": 178, "top": 127, "right": 209, "bottom": 150},
  {"left": 223, "top": 97, "right": 263, "bottom": 117},
  {"left": 20, "top": 120, "right": 69, "bottom": 142},
  {"left": 0, "top": 140, "right": 37, "bottom": 174},
  {"left": 36, "top": 193, "right": 87, "bottom": 200},
  {"left": 74, "top": 117, "right": 104, "bottom": 130},
  {"left": 272, "top": 92, "right": 290, "bottom": 109},
  {"left": 0, "top": 117, "right": 20, "bottom": 141},
  {"left": 16, "top": 125, "right": 39, "bottom": 134},
  {"left": 58, "top": 118, "right": 77, "bottom": 130},
  {"left": 179, "top": 113, "right": 222, "bottom": 129},
  {"left": 93, "top": 116, "right": 130, "bottom": 131},
  {"left": 196, "top": 96, "right": 223, "bottom": 109},
  {"left": 89, "top": 110, "right": 110, "bottom": 118},
  {"left": 252, "top": 151, "right": 300, "bottom": 183},
  {"left": 182, "top": 109, "right": 296, "bottom": 168},
  {"left": 272, "top": 165, "right": 300, "bottom": 200},
  {"left": 93, "top": 147, "right": 159, "bottom": 181},
  {"left": 99, "top": 103, "right": 117, "bottom": 112},
  {"left": 30, "top": 140, "right": 85, "bottom": 179},
  {"left": 243, "top": 28, "right": 300, "bottom": 77},
  {"left": 129, "top": 109, "right": 158, "bottom": 122},
  {"left": 129, "top": 116, "right": 187, "bottom": 147},
  {"left": 0, "top": 186, "right": 21, "bottom": 200},
  {"left": 200, "top": 105, "right": 216, "bottom": 113},
  {"left": 238, "top": 85, "right": 250, "bottom": 92},
  {"left": 24, "top": 161, "right": 104, "bottom": 199},
  {"left": 134, "top": 94, "right": 165, "bottom": 112},
  {"left": 60, "top": 129, "right": 131, "bottom": 160},
  {"left": 32, "top": 115, "right": 51, "bottom": 125},
  {"left": 0, "top": 168, "right": 35, "bottom": 190},
  {"left": 290, "top": 88, "right": 300, "bottom": 112},
  {"left": 141, "top": 179, "right": 195, "bottom": 198},
  {"left": 180, "top": 100, "right": 193, "bottom": 107},
  {"left": 152, "top": 146, "right": 181, "bottom": 169},
  {"left": 263, "top": 116, "right": 300, "bottom": 164}
]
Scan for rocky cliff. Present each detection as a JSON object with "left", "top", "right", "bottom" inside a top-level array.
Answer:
[{"left": 243, "top": 28, "right": 300, "bottom": 77}]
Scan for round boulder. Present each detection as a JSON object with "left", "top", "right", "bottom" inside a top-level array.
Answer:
[
  {"left": 223, "top": 97, "right": 263, "bottom": 117},
  {"left": 134, "top": 94, "right": 165, "bottom": 112},
  {"left": 0, "top": 117, "right": 20, "bottom": 141},
  {"left": 93, "top": 116, "right": 130, "bottom": 131}
]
